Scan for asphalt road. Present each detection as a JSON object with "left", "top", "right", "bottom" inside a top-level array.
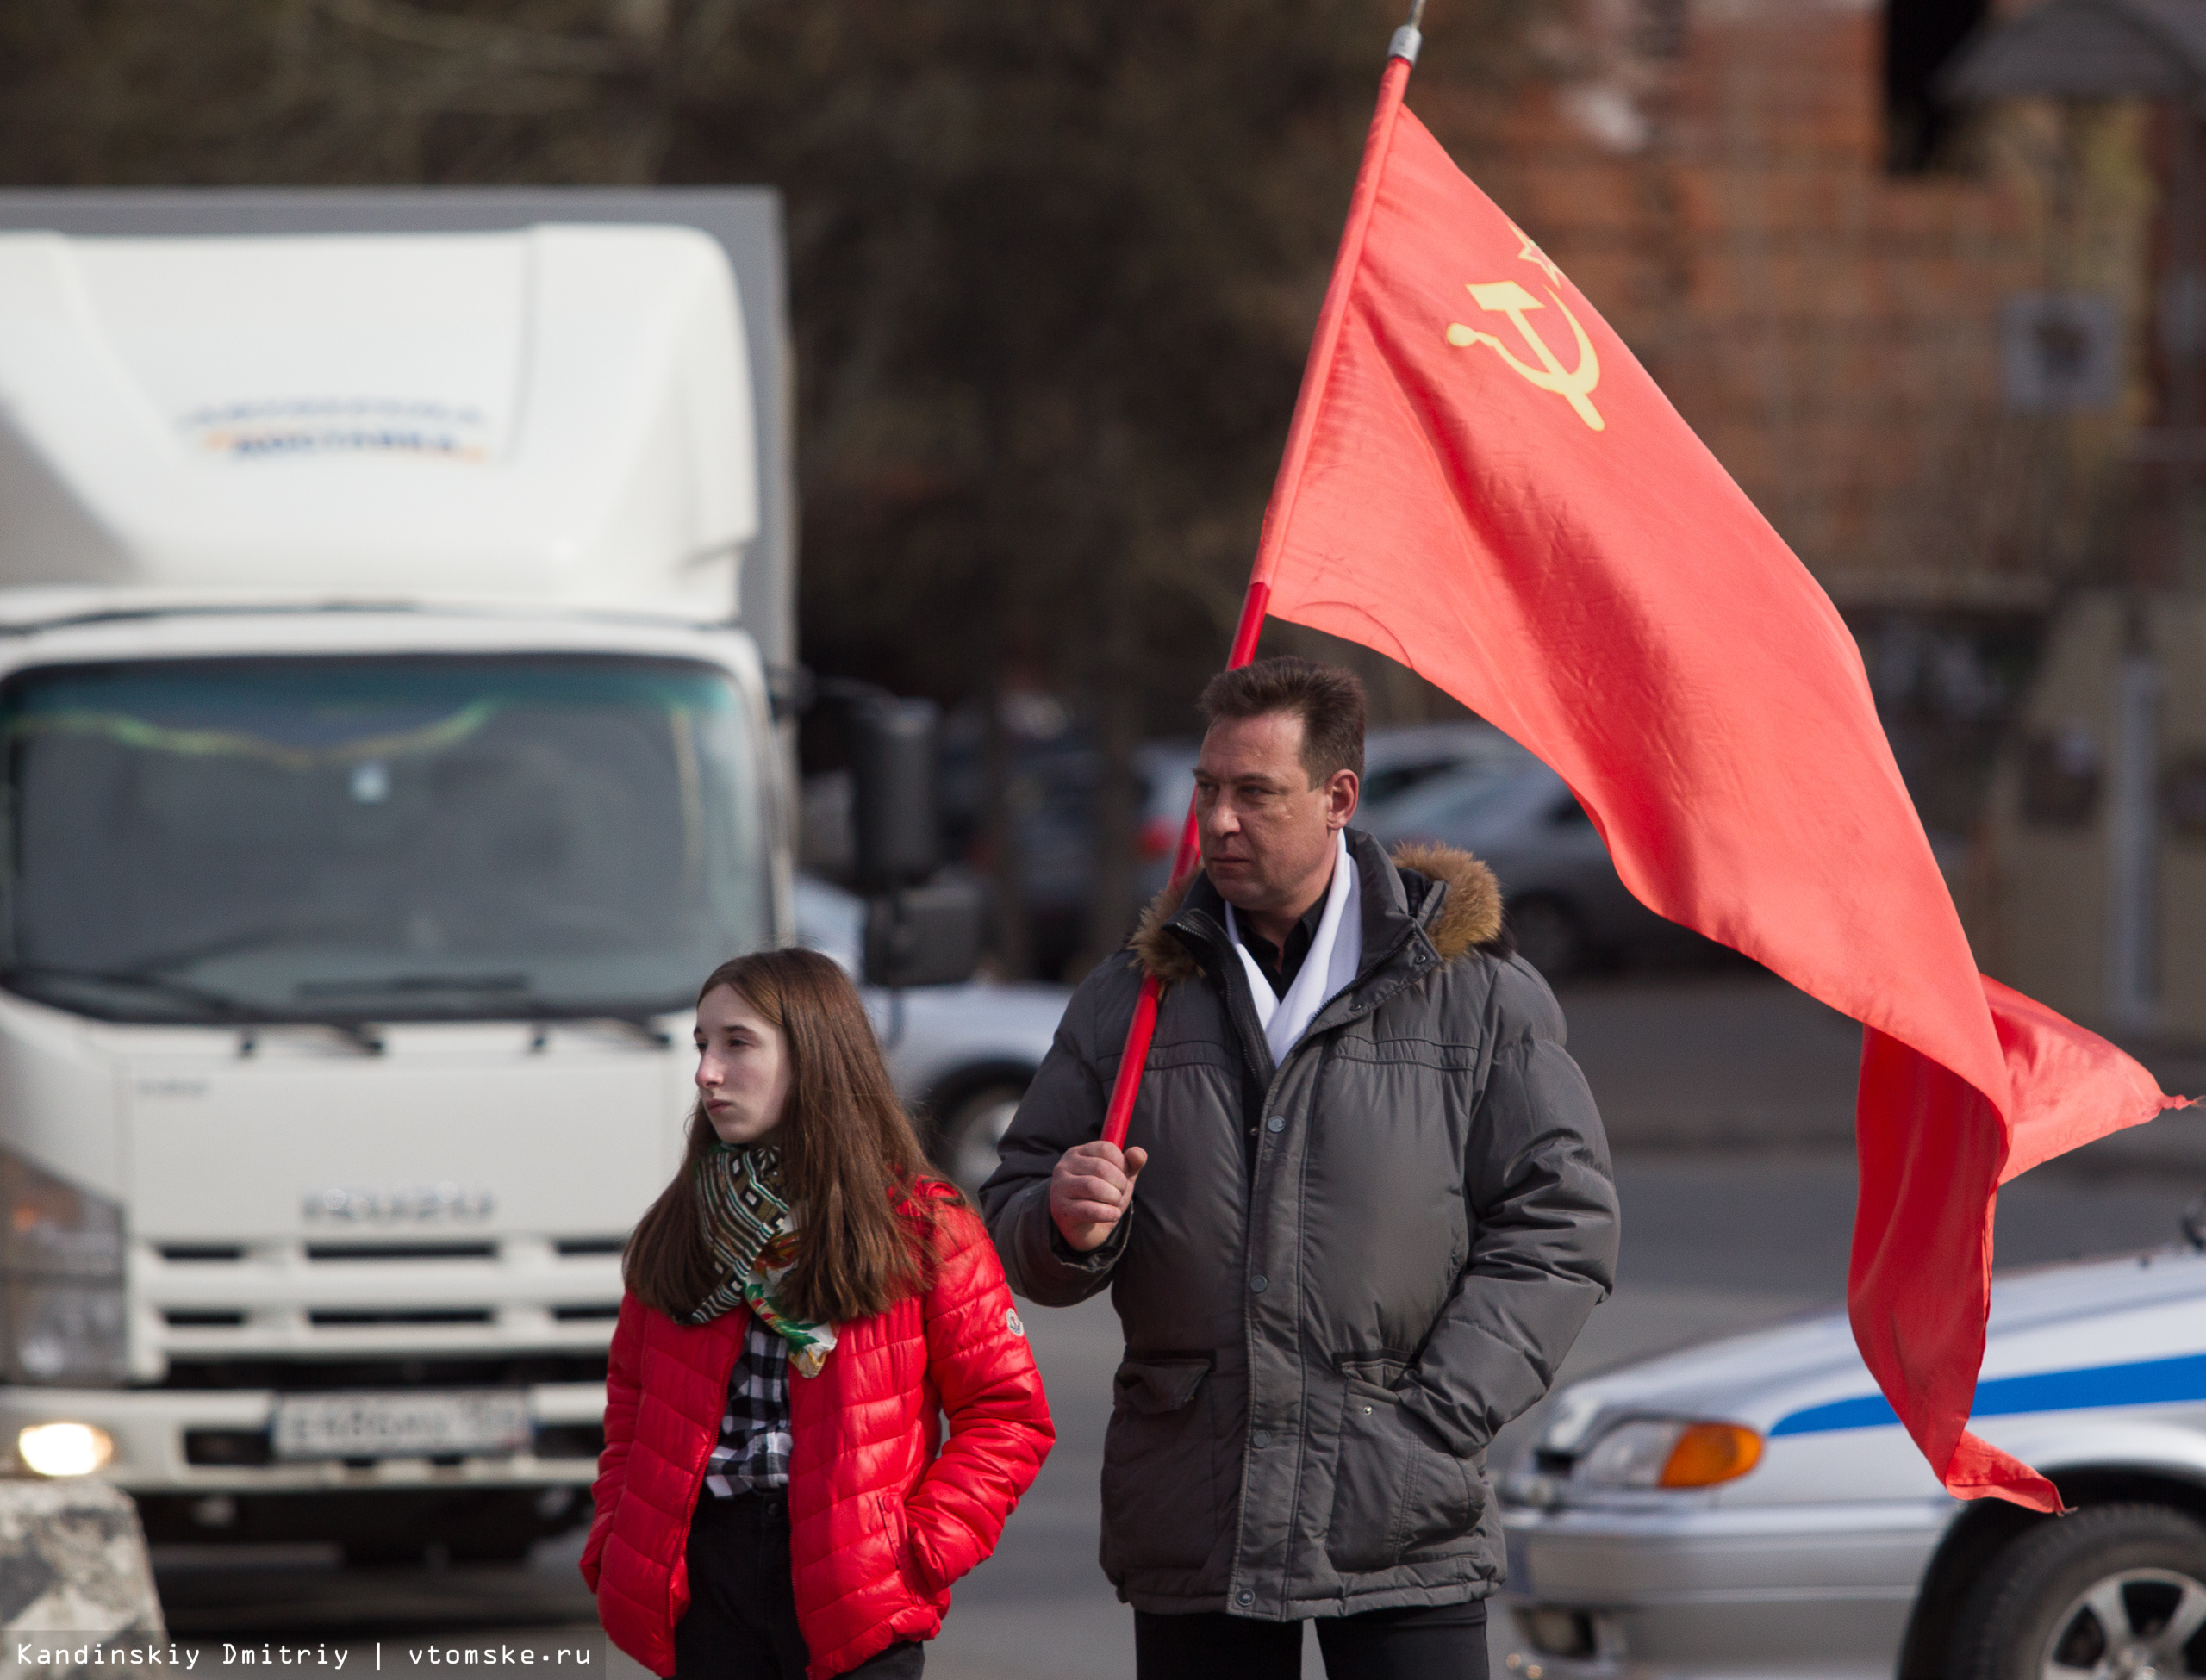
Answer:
[{"left": 146, "top": 974, "right": 2206, "bottom": 1677}]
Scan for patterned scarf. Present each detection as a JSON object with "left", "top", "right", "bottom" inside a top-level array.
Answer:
[{"left": 682, "top": 1140, "right": 838, "bottom": 1377}]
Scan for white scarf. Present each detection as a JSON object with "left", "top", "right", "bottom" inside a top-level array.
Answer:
[{"left": 1225, "top": 830, "right": 1362, "bottom": 1066}]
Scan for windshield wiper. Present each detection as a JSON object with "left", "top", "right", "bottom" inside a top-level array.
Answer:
[
  {"left": 2, "top": 963, "right": 386, "bottom": 1053},
  {"left": 293, "top": 975, "right": 676, "bottom": 1047},
  {"left": 554, "top": 1015, "right": 675, "bottom": 1049},
  {"left": 296, "top": 973, "right": 532, "bottom": 999},
  {"left": 122, "top": 920, "right": 371, "bottom": 974},
  {"left": 0, "top": 963, "right": 255, "bottom": 1022}
]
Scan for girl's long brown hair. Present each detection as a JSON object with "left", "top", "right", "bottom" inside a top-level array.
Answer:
[{"left": 622, "top": 947, "right": 941, "bottom": 1326}]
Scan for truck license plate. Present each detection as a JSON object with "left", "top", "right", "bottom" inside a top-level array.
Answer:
[{"left": 272, "top": 1390, "right": 531, "bottom": 1460}]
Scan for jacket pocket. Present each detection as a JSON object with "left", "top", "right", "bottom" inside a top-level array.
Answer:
[
  {"left": 875, "top": 1490, "right": 939, "bottom": 1600},
  {"left": 1099, "top": 1355, "right": 1217, "bottom": 1576},
  {"left": 1324, "top": 1377, "right": 1480, "bottom": 1576},
  {"left": 1337, "top": 1355, "right": 1408, "bottom": 1392}
]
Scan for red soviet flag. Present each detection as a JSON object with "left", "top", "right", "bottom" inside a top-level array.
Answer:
[{"left": 1254, "top": 57, "right": 2187, "bottom": 1509}]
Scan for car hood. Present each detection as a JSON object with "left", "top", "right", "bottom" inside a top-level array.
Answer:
[
  {"left": 1533, "top": 1245, "right": 2206, "bottom": 1504},
  {"left": 873, "top": 980, "right": 1070, "bottom": 1097}
]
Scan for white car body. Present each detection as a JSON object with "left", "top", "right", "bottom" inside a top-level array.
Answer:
[
  {"left": 1500, "top": 1242, "right": 2206, "bottom": 1677},
  {"left": 792, "top": 875, "right": 1070, "bottom": 1188}
]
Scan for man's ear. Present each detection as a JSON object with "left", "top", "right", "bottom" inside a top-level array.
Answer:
[{"left": 1326, "top": 768, "right": 1360, "bottom": 828}]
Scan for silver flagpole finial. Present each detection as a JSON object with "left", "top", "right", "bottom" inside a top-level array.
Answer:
[{"left": 1390, "top": 0, "right": 1426, "bottom": 64}]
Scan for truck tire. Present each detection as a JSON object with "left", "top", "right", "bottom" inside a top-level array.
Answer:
[
  {"left": 446, "top": 1531, "right": 538, "bottom": 1565},
  {"left": 1947, "top": 1503, "right": 2206, "bottom": 1679},
  {"left": 935, "top": 1081, "right": 1025, "bottom": 1196},
  {"left": 340, "top": 1538, "right": 426, "bottom": 1568},
  {"left": 445, "top": 1488, "right": 581, "bottom": 1564}
]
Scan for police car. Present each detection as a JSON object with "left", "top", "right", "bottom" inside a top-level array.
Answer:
[{"left": 1499, "top": 1220, "right": 2206, "bottom": 1679}]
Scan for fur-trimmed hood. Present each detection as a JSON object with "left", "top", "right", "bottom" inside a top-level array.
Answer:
[{"left": 1130, "top": 833, "right": 1504, "bottom": 984}]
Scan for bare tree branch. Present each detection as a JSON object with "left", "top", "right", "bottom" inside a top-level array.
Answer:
[{"left": 313, "top": 0, "right": 635, "bottom": 76}]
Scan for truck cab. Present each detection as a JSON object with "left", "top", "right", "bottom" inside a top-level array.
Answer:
[{"left": 0, "top": 206, "right": 791, "bottom": 1559}]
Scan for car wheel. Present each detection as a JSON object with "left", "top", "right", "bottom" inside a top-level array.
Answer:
[
  {"left": 1508, "top": 896, "right": 1586, "bottom": 980},
  {"left": 1947, "top": 1503, "right": 2206, "bottom": 1679},
  {"left": 936, "top": 1081, "right": 1025, "bottom": 1196}
]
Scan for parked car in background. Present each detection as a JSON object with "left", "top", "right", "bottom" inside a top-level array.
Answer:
[
  {"left": 925, "top": 713, "right": 1546, "bottom": 978},
  {"left": 935, "top": 708, "right": 1105, "bottom": 981},
  {"left": 1499, "top": 1222, "right": 2206, "bottom": 1679},
  {"left": 1130, "top": 737, "right": 1200, "bottom": 890},
  {"left": 794, "top": 874, "right": 1069, "bottom": 1191},
  {"left": 1360, "top": 757, "right": 1700, "bottom": 978}
]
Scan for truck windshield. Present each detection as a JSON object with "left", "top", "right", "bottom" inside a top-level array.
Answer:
[{"left": 0, "top": 655, "right": 771, "bottom": 1024}]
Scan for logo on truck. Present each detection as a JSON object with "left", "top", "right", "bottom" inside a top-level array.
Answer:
[
  {"left": 183, "top": 398, "right": 494, "bottom": 462},
  {"left": 303, "top": 1183, "right": 495, "bottom": 1223}
]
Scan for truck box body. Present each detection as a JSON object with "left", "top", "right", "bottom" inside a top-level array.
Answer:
[
  {"left": 0, "top": 225, "right": 755, "bottom": 608},
  {"left": 0, "top": 192, "right": 792, "bottom": 1553}
]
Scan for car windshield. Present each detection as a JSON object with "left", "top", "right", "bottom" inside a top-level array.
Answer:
[
  {"left": 1363, "top": 762, "right": 1537, "bottom": 836},
  {"left": 0, "top": 654, "right": 770, "bottom": 1024}
]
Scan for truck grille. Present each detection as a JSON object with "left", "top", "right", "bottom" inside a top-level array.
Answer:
[
  {"left": 183, "top": 1428, "right": 273, "bottom": 1466},
  {"left": 307, "top": 1308, "right": 495, "bottom": 1327},
  {"left": 156, "top": 1352, "right": 610, "bottom": 1391},
  {"left": 182, "top": 1421, "right": 606, "bottom": 1466},
  {"left": 139, "top": 1235, "right": 624, "bottom": 1372}
]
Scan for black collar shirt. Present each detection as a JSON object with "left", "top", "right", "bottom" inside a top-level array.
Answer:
[{"left": 1233, "top": 886, "right": 1331, "bottom": 999}]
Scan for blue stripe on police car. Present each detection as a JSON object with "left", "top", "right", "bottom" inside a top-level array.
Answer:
[{"left": 1770, "top": 1348, "right": 2206, "bottom": 1437}]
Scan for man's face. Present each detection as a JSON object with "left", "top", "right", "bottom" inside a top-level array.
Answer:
[{"left": 1193, "top": 711, "right": 1358, "bottom": 918}]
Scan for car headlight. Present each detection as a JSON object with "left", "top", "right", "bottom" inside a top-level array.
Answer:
[
  {"left": 1576, "top": 1417, "right": 1763, "bottom": 1489},
  {"left": 1, "top": 1150, "right": 127, "bottom": 1386}
]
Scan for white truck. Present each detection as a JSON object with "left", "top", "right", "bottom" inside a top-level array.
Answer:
[{"left": 0, "top": 190, "right": 978, "bottom": 1564}]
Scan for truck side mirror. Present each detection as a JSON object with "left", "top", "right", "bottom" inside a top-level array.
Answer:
[
  {"left": 863, "top": 879, "right": 986, "bottom": 990},
  {"left": 838, "top": 690, "right": 985, "bottom": 988},
  {"left": 848, "top": 696, "right": 942, "bottom": 890}
]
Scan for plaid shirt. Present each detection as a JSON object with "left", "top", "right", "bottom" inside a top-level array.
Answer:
[{"left": 702, "top": 1316, "right": 792, "bottom": 1497}]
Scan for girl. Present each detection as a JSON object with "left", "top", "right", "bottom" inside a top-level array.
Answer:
[{"left": 583, "top": 948, "right": 1053, "bottom": 1679}]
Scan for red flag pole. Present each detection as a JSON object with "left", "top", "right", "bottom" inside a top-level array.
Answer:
[{"left": 1099, "top": 9, "right": 1424, "bottom": 1149}]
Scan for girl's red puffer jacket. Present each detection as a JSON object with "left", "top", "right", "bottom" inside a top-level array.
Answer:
[{"left": 581, "top": 1184, "right": 1053, "bottom": 1679}]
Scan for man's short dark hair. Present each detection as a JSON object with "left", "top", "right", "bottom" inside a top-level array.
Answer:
[{"left": 1197, "top": 656, "right": 1366, "bottom": 788}]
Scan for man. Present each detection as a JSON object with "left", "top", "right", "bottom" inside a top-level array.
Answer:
[{"left": 979, "top": 656, "right": 1618, "bottom": 1680}]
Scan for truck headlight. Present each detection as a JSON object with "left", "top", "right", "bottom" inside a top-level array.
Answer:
[
  {"left": 18, "top": 1422, "right": 114, "bottom": 1477},
  {"left": 1, "top": 1151, "right": 126, "bottom": 1386},
  {"left": 1576, "top": 1418, "right": 1763, "bottom": 1489}
]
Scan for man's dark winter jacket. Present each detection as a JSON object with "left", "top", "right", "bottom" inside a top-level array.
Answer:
[{"left": 978, "top": 827, "right": 1618, "bottom": 1621}]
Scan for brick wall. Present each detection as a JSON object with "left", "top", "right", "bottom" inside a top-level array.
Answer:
[{"left": 1416, "top": 0, "right": 2155, "bottom": 607}]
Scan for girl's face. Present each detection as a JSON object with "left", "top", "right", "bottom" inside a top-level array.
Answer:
[{"left": 694, "top": 984, "right": 793, "bottom": 1147}]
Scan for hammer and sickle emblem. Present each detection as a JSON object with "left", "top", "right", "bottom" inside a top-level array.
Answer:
[{"left": 1445, "top": 279, "right": 1605, "bottom": 432}]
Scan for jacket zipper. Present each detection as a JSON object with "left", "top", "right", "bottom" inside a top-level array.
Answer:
[{"left": 1168, "top": 874, "right": 1444, "bottom": 1609}]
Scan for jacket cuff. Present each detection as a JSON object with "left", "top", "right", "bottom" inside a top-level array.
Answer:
[
  {"left": 1049, "top": 1204, "right": 1132, "bottom": 1269},
  {"left": 1002, "top": 1179, "right": 1126, "bottom": 1304}
]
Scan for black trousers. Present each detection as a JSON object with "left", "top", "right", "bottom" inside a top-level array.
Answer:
[
  {"left": 674, "top": 1490, "right": 925, "bottom": 1680},
  {"left": 1135, "top": 1601, "right": 1489, "bottom": 1680}
]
